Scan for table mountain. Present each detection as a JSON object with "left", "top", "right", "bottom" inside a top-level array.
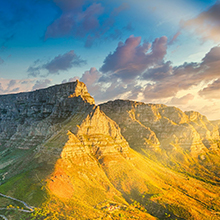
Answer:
[{"left": 0, "top": 81, "right": 220, "bottom": 220}]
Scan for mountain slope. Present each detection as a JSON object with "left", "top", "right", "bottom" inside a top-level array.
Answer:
[
  {"left": 0, "top": 82, "right": 220, "bottom": 219},
  {"left": 0, "top": 80, "right": 95, "bottom": 182},
  {"left": 100, "top": 100, "right": 220, "bottom": 184}
]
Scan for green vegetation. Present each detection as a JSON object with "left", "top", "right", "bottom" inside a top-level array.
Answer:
[{"left": 1, "top": 100, "right": 220, "bottom": 219}]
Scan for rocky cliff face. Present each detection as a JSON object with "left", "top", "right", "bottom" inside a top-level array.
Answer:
[
  {"left": 48, "top": 106, "right": 131, "bottom": 200},
  {"left": 0, "top": 80, "right": 95, "bottom": 179},
  {"left": 61, "top": 105, "right": 130, "bottom": 164},
  {"left": 100, "top": 100, "right": 220, "bottom": 183},
  {"left": 36, "top": 99, "right": 220, "bottom": 220},
  {"left": 1, "top": 82, "right": 220, "bottom": 220},
  {"left": 100, "top": 100, "right": 220, "bottom": 154},
  {"left": 185, "top": 111, "right": 219, "bottom": 149},
  {"left": 45, "top": 103, "right": 220, "bottom": 220}
]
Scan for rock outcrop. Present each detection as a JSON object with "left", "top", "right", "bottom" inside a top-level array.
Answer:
[
  {"left": 100, "top": 99, "right": 220, "bottom": 184},
  {"left": 61, "top": 106, "right": 130, "bottom": 163},
  {"left": 100, "top": 100, "right": 220, "bottom": 155},
  {"left": 0, "top": 80, "right": 95, "bottom": 179},
  {"left": 1, "top": 82, "right": 220, "bottom": 220},
  {"left": 43, "top": 100, "right": 220, "bottom": 220},
  {"left": 185, "top": 111, "right": 220, "bottom": 150}
]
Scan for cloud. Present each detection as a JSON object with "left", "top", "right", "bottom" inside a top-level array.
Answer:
[
  {"left": 28, "top": 50, "right": 86, "bottom": 77},
  {"left": 199, "top": 103, "right": 220, "bottom": 120},
  {"left": 199, "top": 78, "right": 220, "bottom": 99},
  {"left": 100, "top": 35, "right": 167, "bottom": 82},
  {"left": 201, "top": 46, "right": 220, "bottom": 68},
  {"left": 168, "top": 31, "right": 181, "bottom": 45},
  {"left": 45, "top": 3, "right": 104, "bottom": 41},
  {"left": 96, "top": 80, "right": 127, "bottom": 101},
  {"left": 44, "top": 13, "right": 76, "bottom": 39},
  {"left": 142, "top": 46, "right": 220, "bottom": 100},
  {"left": 0, "top": 78, "right": 35, "bottom": 94},
  {"left": 169, "top": 94, "right": 194, "bottom": 105},
  {"left": 44, "top": 50, "right": 86, "bottom": 73},
  {"left": 142, "top": 62, "right": 200, "bottom": 100},
  {"left": 44, "top": 1, "right": 129, "bottom": 47},
  {"left": 32, "top": 79, "right": 52, "bottom": 91},
  {"left": 62, "top": 76, "right": 79, "bottom": 84},
  {"left": 0, "top": 78, "right": 52, "bottom": 95},
  {"left": 96, "top": 35, "right": 220, "bottom": 102},
  {"left": 112, "top": 2, "right": 129, "bottom": 16},
  {"left": 142, "top": 61, "right": 172, "bottom": 81},
  {"left": 182, "top": 1, "right": 220, "bottom": 42},
  {"left": 77, "top": 67, "right": 140, "bottom": 102},
  {"left": 80, "top": 67, "right": 102, "bottom": 98}
]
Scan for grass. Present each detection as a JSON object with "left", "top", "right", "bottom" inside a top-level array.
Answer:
[{"left": 1, "top": 103, "right": 220, "bottom": 219}]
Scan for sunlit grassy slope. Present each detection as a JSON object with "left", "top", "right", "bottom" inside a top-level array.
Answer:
[
  {"left": 0, "top": 103, "right": 220, "bottom": 219},
  {"left": 100, "top": 100, "right": 220, "bottom": 184}
]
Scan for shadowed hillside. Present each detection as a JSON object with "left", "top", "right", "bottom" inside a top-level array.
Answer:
[{"left": 0, "top": 82, "right": 220, "bottom": 219}]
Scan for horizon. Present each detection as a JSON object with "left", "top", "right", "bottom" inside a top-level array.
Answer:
[{"left": 0, "top": 79, "right": 218, "bottom": 122}]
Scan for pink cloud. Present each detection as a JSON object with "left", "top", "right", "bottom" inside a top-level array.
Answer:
[
  {"left": 142, "top": 46, "right": 220, "bottom": 100},
  {"left": 32, "top": 79, "right": 52, "bottom": 91},
  {"left": 182, "top": 2, "right": 220, "bottom": 42},
  {"left": 62, "top": 76, "right": 80, "bottom": 84},
  {"left": 169, "top": 94, "right": 194, "bottom": 105},
  {"left": 80, "top": 67, "right": 102, "bottom": 96},
  {"left": 100, "top": 35, "right": 168, "bottom": 82},
  {"left": 168, "top": 31, "right": 181, "bottom": 45},
  {"left": 0, "top": 78, "right": 38, "bottom": 94},
  {"left": 53, "top": 0, "right": 86, "bottom": 11},
  {"left": 199, "top": 78, "right": 220, "bottom": 99}
]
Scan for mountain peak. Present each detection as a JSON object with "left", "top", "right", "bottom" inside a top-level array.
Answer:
[{"left": 67, "top": 80, "right": 95, "bottom": 105}]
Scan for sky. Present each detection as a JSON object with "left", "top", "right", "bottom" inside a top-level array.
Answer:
[{"left": 0, "top": 0, "right": 220, "bottom": 120}]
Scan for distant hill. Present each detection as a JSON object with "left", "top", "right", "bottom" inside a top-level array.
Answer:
[{"left": 0, "top": 81, "right": 220, "bottom": 219}]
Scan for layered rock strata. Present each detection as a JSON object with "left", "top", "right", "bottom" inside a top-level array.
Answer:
[
  {"left": 100, "top": 100, "right": 220, "bottom": 156},
  {"left": 0, "top": 80, "right": 95, "bottom": 179}
]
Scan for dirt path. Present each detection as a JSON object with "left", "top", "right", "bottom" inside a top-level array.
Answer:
[
  {"left": 0, "top": 192, "right": 34, "bottom": 219},
  {"left": 0, "top": 215, "right": 8, "bottom": 220}
]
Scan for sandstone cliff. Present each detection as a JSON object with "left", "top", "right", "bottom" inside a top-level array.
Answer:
[
  {"left": 100, "top": 100, "right": 220, "bottom": 182},
  {"left": 1, "top": 82, "right": 220, "bottom": 220},
  {"left": 99, "top": 100, "right": 219, "bottom": 154},
  {"left": 44, "top": 103, "right": 220, "bottom": 219},
  {"left": 0, "top": 80, "right": 95, "bottom": 180}
]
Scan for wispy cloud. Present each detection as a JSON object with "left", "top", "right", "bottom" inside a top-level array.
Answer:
[
  {"left": 32, "top": 79, "right": 52, "bottom": 91},
  {"left": 44, "top": 1, "right": 130, "bottom": 47},
  {"left": 168, "top": 31, "right": 181, "bottom": 45},
  {"left": 199, "top": 78, "right": 220, "bottom": 99},
  {"left": 0, "top": 78, "right": 35, "bottom": 94},
  {"left": 27, "top": 50, "right": 86, "bottom": 77},
  {"left": 0, "top": 33, "right": 15, "bottom": 51},
  {"left": 169, "top": 94, "right": 194, "bottom": 105},
  {"left": 182, "top": 1, "right": 220, "bottom": 42}
]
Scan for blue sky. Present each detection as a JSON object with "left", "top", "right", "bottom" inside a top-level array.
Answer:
[{"left": 0, "top": 0, "right": 220, "bottom": 119}]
